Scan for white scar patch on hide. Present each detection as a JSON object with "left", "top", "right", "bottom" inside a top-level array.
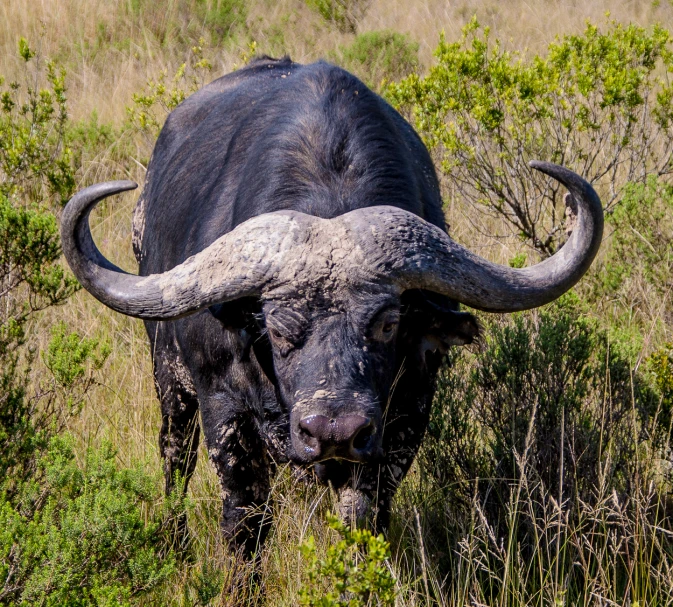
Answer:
[
  {"left": 312, "top": 389, "right": 336, "bottom": 400},
  {"left": 171, "top": 356, "right": 197, "bottom": 399}
]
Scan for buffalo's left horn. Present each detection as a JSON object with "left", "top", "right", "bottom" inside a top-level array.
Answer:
[
  {"left": 345, "top": 161, "right": 603, "bottom": 312},
  {"left": 60, "top": 181, "right": 302, "bottom": 319}
]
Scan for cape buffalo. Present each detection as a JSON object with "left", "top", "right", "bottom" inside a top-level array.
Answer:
[{"left": 61, "top": 57, "right": 603, "bottom": 556}]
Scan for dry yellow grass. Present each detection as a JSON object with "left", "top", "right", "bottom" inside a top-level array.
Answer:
[
  {"left": 2, "top": 0, "right": 672, "bottom": 123},
  {"left": 3, "top": 1, "right": 672, "bottom": 604}
]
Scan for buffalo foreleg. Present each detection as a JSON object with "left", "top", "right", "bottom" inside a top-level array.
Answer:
[
  {"left": 147, "top": 322, "right": 201, "bottom": 548},
  {"left": 202, "top": 403, "right": 274, "bottom": 559}
]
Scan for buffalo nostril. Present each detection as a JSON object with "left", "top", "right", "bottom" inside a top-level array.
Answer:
[
  {"left": 351, "top": 422, "right": 374, "bottom": 452},
  {"left": 299, "top": 415, "right": 330, "bottom": 440}
]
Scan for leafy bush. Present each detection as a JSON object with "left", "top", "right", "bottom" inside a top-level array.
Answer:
[
  {"left": 304, "top": 0, "right": 371, "bottom": 34},
  {"left": 335, "top": 30, "right": 419, "bottom": 91},
  {"left": 1, "top": 40, "right": 134, "bottom": 185},
  {"left": 300, "top": 514, "right": 396, "bottom": 607},
  {"left": 0, "top": 41, "right": 83, "bottom": 486},
  {"left": 0, "top": 39, "right": 76, "bottom": 206},
  {"left": 647, "top": 343, "right": 673, "bottom": 442},
  {"left": 42, "top": 322, "right": 111, "bottom": 414},
  {"left": 0, "top": 38, "right": 178, "bottom": 605},
  {"left": 0, "top": 437, "right": 175, "bottom": 606},
  {"left": 0, "top": 194, "right": 80, "bottom": 485},
  {"left": 422, "top": 295, "right": 662, "bottom": 521},
  {"left": 387, "top": 19, "right": 673, "bottom": 255}
]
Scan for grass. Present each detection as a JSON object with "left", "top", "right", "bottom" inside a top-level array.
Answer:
[
  {"left": 3, "top": 0, "right": 673, "bottom": 124},
  {"left": 1, "top": 0, "right": 673, "bottom": 604}
]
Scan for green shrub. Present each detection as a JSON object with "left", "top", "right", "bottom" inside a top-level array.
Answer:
[
  {"left": 387, "top": 19, "right": 673, "bottom": 255},
  {"left": 0, "top": 38, "right": 176, "bottom": 605},
  {"left": 423, "top": 295, "right": 660, "bottom": 520},
  {"left": 508, "top": 252, "right": 527, "bottom": 268},
  {"left": 300, "top": 514, "right": 395, "bottom": 607},
  {"left": 0, "top": 39, "right": 82, "bottom": 479},
  {"left": 647, "top": 343, "right": 673, "bottom": 444},
  {"left": 336, "top": 30, "right": 419, "bottom": 90},
  {"left": 42, "top": 322, "right": 111, "bottom": 416},
  {"left": 0, "top": 437, "right": 175, "bottom": 606},
  {"left": 0, "top": 39, "right": 76, "bottom": 206},
  {"left": 0, "top": 31, "right": 190, "bottom": 605},
  {"left": 409, "top": 294, "right": 672, "bottom": 602},
  {"left": 0, "top": 40, "right": 118, "bottom": 493},
  {"left": 0, "top": 195, "right": 79, "bottom": 485}
]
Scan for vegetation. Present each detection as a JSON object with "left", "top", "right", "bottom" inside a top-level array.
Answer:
[
  {"left": 0, "top": 438, "right": 175, "bottom": 606},
  {"left": 0, "top": 1, "right": 672, "bottom": 605},
  {"left": 334, "top": 30, "right": 419, "bottom": 91},
  {"left": 595, "top": 175, "right": 673, "bottom": 337},
  {"left": 126, "top": 41, "right": 213, "bottom": 138},
  {"left": 387, "top": 18, "right": 673, "bottom": 256},
  {"left": 0, "top": 43, "right": 79, "bottom": 488},
  {"left": 0, "top": 41, "right": 177, "bottom": 606},
  {"left": 0, "top": 38, "right": 75, "bottom": 205},
  {"left": 299, "top": 514, "right": 395, "bottom": 607},
  {"left": 414, "top": 295, "right": 672, "bottom": 604}
]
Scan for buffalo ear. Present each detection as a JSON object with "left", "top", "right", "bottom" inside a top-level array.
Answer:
[
  {"left": 401, "top": 290, "right": 479, "bottom": 357},
  {"left": 419, "top": 309, "right": 479, "bottom": 352}
]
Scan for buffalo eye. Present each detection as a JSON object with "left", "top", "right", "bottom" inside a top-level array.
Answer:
[
  {"left": 368, "top": 307, "right": 400, "bottom": 343},
  {"left": 267, "top": 326, "right": 298, "bottom": 357},
  {"left": 265, "top": 307, "right": 307, "bottom": 357}
]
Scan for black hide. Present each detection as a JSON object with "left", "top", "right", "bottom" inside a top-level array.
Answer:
[{"left": 134, "top": 57, "right": 478, "bottom": 556}]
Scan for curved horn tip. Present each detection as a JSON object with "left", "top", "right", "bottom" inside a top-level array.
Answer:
[
  {"left": 120, "top": 180, "right": 138, "bottom": 190},
  {"left": 62, "top": 180, "right": 139, "bottom": 232},
  {"left": 528, "top": 159, "right": 562, "bottom": 174},
  {"left": 64, "top": 181, "right": 139, "bottom": 213},
  {"left": 528, "top": 160, "right": 578, "bottom": 184},
  {"left": 527, "top": 161, "right": 602, "bottom": 205},
  {"left": 85, "top": 180, "right": 138, "bottom": 195}
]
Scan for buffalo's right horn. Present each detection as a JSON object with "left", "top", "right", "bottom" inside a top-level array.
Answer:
[{"left": 344, "top": 161, "right": 603, "bottom": 312}]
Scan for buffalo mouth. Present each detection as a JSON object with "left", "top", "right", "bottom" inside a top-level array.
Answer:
[{"left": 312, "top": 459, "right": 353, "bottom": 489}]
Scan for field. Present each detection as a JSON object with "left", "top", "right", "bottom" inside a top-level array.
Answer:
[{"left": 1, "top": 1, "right": 672, "bottom": 605}]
